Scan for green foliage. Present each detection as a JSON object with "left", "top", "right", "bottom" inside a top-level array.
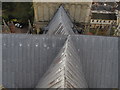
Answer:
[{"left": 2, "top": 2, "right": 34, "bottom": 25}]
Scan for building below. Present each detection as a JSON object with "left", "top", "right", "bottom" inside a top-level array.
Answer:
[
  {"left": 116, "top": 2, "right": 120, "bottom": 24},
  {"left": 90, "top": 11, "right": 117, "bottom": 29},
  {"left": 33, "top": 2, "right": 92, "bottom": 33},
  {"left": 90, "top": 2, "right": 117, "bottom": 30}
]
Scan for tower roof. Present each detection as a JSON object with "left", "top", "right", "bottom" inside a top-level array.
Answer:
[{"left": 46, "top": 6, "right": 75, "bottom": 35}]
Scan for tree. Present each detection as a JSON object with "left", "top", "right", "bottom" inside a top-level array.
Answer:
[{"left": 2, "top": 2, "right": 34, "bottom": 26}]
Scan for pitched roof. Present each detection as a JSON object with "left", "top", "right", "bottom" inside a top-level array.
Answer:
[
  {"left": 46, "top": 6, "right": 75, "bottom": 35},
  {"left": 2, "top": 34, "right": 119, "bottom": 88},
  {"left": 36, "top": 36, "right": 88, "bottom": 88},
  {"left": 2, "top": 5, "right": 120, "bottom": 89}
]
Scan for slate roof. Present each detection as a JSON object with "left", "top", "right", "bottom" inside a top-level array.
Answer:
[
  {"left": 36, "top": 36, "right": 88, "bottom": 88},
  {"left": 46, "top": 6, "right": 75, "bottom": 35},
  {"left": 2, "top": 34, "right": 67, "bottom": 88},
  {"left": 91, "top": 13, "right": 117, "bottom": 20},
  {"left": 2, "top": 34, "right": 119, "bottom": 88},
  {"left": 2, "top": 5, "right": 120, "bottom": 89},
  {"left": 92, "top": 4, "right": 113, "bottom": 11}
]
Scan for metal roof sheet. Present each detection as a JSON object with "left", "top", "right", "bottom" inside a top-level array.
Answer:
[
  {"left": 2, "top": 34, "right": 119, "bottom": 88},
  {"left": 71, "top": 35, "right": 119, "bottom": 88},
  {"left": 36, "top": 36, "right": 88, "bottom": 88},
  {"left": 1, "top": 5, "right": 120, "bottom": 89},
  {"left": 46, "top": 6, "right": 75, "bottom": 35},
  {"left": 2, "top": 34, "right": 67, "bottom": 88}
]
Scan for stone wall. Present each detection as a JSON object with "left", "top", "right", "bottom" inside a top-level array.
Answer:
[{"left": 33, "top": 2, "right": 92, "bottom": 30}]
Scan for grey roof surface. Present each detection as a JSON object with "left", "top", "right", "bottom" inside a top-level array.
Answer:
[
  {"left": 118, "top": 38, "right": 120, "bottom": 88},
  {"left": 71, "top": 35, "right": 119, "bottom": 88},
  {"left": 2, "top": 34, "right": 67, "bottom": 88},
  {"left": 2, "top": 5, "right": 120, "bottom": 89},
  {"left": 46, "top": 6, "right": 75, "bottom": 35},
  {"left": 2, "top": 34, "right": 119, "bottom": 88},
  {"left": 0, "top": 35, "right": 2, "bottom": 86},
  {"left": 36, "top": 36, "right": 88, "bottom": 88}
]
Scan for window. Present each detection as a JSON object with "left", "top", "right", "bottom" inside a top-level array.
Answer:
[{"left": 100, "top": 26, "right": 102, "bottom": 29}]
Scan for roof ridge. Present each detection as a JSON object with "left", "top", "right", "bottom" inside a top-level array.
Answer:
[
  {"left": 46, "top": 5, "right": 75, "bottom": 35},
  {"left": 35, "top": 36, "right": 88, "bottom": 88}
]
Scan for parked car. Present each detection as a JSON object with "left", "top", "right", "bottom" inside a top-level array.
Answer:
[{"left": 15, "top": 23, "right": 23, "bottom": 28}]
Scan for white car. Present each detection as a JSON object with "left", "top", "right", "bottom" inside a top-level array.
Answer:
[{"left": 15, "top": 23, "right": 23, "bottom": 28}]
